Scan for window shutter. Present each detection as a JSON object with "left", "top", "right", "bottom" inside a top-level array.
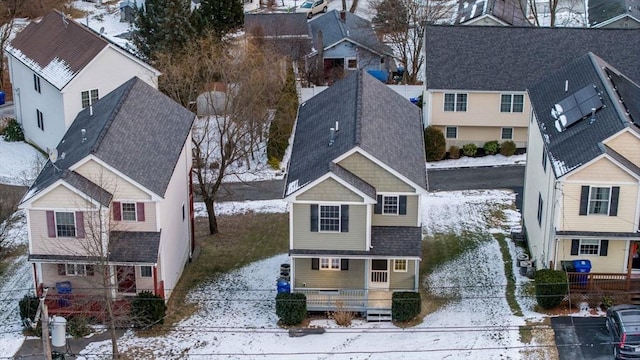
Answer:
[
  {"left": 600, "top": 240, "right": 609, "bottom": 256},
  {"left": 75, "top": 212, "right": 85, "bottom": 238},
  {"left": 341, "top": 259, "right": 349, "bottom": 271},
  {"left": 46, "top": 211, "right": 56, "bottom": 238},
  {"left": 399, "top": 196, "right": 407, "bottom": 215},
  {"left": 340, "top": 205, "right": 349, "bottom": 232},
  {"left": 137, "top": 202, "right": 145, "bottom": 222},
  {"left": 310, "top": 205, "right": 318, "bottom": 232},
  {"left": 579, "top": 186, "right": 589, "bottom": 215},
  {"left": 311, "top": 258, "right": 319, "bottom": 270},
  {"left": 375, "top": 195, "right": 382, "bottom": 214},
  {"left": 86, "top": 265, "right": 95, "bottom": 276},
  {"left": 113, "top": 202, "right": 121, "bottom": 221},
  {"left": 57, "top": 264, "right": 66, "bottom": 276},
  {"left": 571, "top": 239, "right": 579, "bottom": 256},
  {"left": 609, "top": 187, "right": 620, "bottom": 217}
]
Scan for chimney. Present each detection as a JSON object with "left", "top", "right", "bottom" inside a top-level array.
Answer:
[
  {"left": 328, "top": 127, "right": 335, "bottom": 146},
  {"left": 340, "top": 10, "right": 346, "bottom": 21}
]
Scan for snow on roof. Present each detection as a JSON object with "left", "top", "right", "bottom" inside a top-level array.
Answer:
[{"left": 5, "top": 47, "right": 75, "bottom": 90}]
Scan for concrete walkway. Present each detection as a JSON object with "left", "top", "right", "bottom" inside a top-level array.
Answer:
[{"left": 15, "top": 329, "right": 124, "bottom": 359}]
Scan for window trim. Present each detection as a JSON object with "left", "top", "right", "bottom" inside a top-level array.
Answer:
[
  {"left": 443, "top": 93, "right": 467, "bottom": 112},
  {"left": 319, "top": 204, "right": 341, "bottom": 232},
  {"left": 81, "top": 89, "right": 99, "bottom": 108},
  {"left": 121, "top": 202, "right": 137, "bottom": 221},
  {"left": 393, "top": 259, "right": 408, "bottom": 272},
  {"left": 65, "top": 263, "right": 90, "bottom": 276},
  {"left": 500, "top": 93, "right": 525, "bottom": 113},
  {"left": 578, "top": 239, "right": 601, "bottom": 256},
  {"left": 320, "top": 257, "right": 341, "bottom": 271},
  {"left": 140, "top": 266, "right": 153, "bottom": 278},
  {"left": 345, "top": 57, "right": 358, "bottom": 70},
  {"left": 501, "top": 127, "right": 513, "bottom": 140},
  {"left": 56, "top": 211, "right": 76, "bottom": 238},
  {"left": 382, "top": 195, "right": 399, "bottom": 215},
  {"left": 445, "top": 126, "right": 458, "bottom": 139},
  {"left": 588, "top": 186, "right": 611, "bottom": 215}
]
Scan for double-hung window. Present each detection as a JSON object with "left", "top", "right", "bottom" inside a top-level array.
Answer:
[
  {"left": 59, "top": 263, "right": 94, "bottom": 276},
  {"left": 81, "top": 89, "right": 99, "bottom": 108},
  {"left": 320, "top": 205, "right": 340, "bottom": 232},
  {"left": 444, "top": 93, "right": 467, "bottom": 112},
  {"left": 383, "top": 195, "right": 399, "bottom": 215},
  {"left": 579, "top": 239, "right": 600, "bottom": 255},
  {"left": 140, "top": 266, "right": 152, "bottom": 277},
  {"left": 589, "top": 187, "right": 611, "bottom": 215},
  {"left": 320, "top": 258, "right": 341, "bottom": 270},
  {"left": 56, "top": 212, "right": 76, "bottom": 237},
  {"left": 501, "top": 127, "right": 513, "bottom": 140},
  {"left": 445, "top": 126, "right": 458, "bottom": 139},
  {"left": 500, "top": 94, "right": 524, "bottom": 112},
  {"left": 580, "top": 186, "right": 619, "bottom": 216},
  {"left": 121, "top": 203, "right": 137, "bottom": 221}
]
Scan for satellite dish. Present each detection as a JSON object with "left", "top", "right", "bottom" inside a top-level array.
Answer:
[{"left": 49, "top": 149, "right": 58, "bottom": 163}]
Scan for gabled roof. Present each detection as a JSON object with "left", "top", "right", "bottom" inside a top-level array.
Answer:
[
  {"left": 528, "top": 52, "right": 640, "bottom": 178},
  {"left": 589, "top": 0, "right": 640, "bottom": 27},
  {"left": 24, "top": 77, "right": 195, "bottom": 203},
  {"left": 308, "top": 10, "right": 392, "bottom": 57},
  {"left": 456, "top": 0, "right": 529, "bottom": 26},
  {"left": 109, "top": 231, "right": 160, "bottom": 263},
  {"left": 424, "top": 25, "right": 640, "bottom": 91},
  {"left": 244, "top": 13, "right": 313, "bottom": 59},
  {"left": 285, "top": 71, "right": 426, "bottom": 197}
]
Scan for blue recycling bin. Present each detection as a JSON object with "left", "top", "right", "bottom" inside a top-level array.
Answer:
[
  {"left": 0, "top": 91, "right": 5, "bottom": 106},
  {"left": 573, "top": 260, "right": 591, "bottom": 286},
  {"left": 56, "top": 281, "right": 72, "bottom": 307},
  {"left": 276, "top": 278, "right": 290, "bottom": 294}
]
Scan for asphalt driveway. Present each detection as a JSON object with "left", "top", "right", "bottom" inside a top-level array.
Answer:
[{"left": 551, "top": 316, "right": 612, "bottom": 360}]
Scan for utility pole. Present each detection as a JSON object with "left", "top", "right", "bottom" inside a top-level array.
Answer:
[{"left": 39, "top": 288, "right": 52, "bottom": 360}]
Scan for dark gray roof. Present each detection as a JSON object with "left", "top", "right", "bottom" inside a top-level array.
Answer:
[
  {"left": 456, "top": 0, "right": 529, "bottom": 26},
  {"left": 109, "top": 231, "right": 160, "bottom": 263},
  {"left": 285, "top": 71, "right": 426, "bottom": 196},
  {"left": 309, "top": 10, "right": 392, "bottom": 56},
  {"left": 244, "top": 13, "right": 313, "bottom": 59},
  {"left": 589, "top": 0, "right": 640, "bottom": 27},
  {"left": 424, "top": 25, "right": 640, "bottom": 91},
  {"left": 556, "top": 231, "right": 640, "bottom": 239},
  {"left": 61, "top": 170, "right": 113, "bottom": 207},
  {"left": 604, "top": 145, "right": 640, "bottom": 176},
  {"left": 24, "top": 77, "right": 195, "bottom": 203},
  {"left": 329, "top": 163, "right": 376, "bottom": 199},
  {"left": 290, "top": 226, "right": 422, "bottom": 257},
  {"left": 28, "top": 254, "right": 102, "bottom": 262},
  {"left": 528, "top": 52, "right": 637, "bottom": 178}
]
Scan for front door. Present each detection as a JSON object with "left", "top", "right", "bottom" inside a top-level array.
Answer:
[
  {"left": 369, "top": 259, "right": 389, "bottom": 289},
  {"left": 116, "top": 266, "right": 136, "bottom": 294}
]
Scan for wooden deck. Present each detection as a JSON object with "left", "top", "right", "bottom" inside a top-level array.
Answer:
[
  {"left": 567, "top": 272, "right": 640, "bottom": 303},
  {"left": 43, "top": 294, "right": 131, "bottom": 321},
  {"left": 293, "top": 289, "right": 394, "bottom": 312}
]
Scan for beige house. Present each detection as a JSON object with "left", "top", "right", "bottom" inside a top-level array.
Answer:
[
  {"left": 284, "top": 71, "right": 427, "bottom": 320},
  {"left": 523, "top": 53, "right": 640, "bottom": 298},
  {"left": 19, "top": 77, "right": 195, "bottom": 314},
  {"left": 423, "top": 25, "right": 640, "bottom": 149}
]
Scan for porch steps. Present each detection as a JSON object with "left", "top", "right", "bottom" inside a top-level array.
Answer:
[{"left": 366, "top": 309, "right": 392, "bottom": 322}]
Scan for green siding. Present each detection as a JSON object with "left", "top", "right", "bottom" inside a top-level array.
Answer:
[
  {"left": 338, "top": 152, "right": 415, "bottom": 192},
  {"left": 292, "top": 203, "right": 367, "bottom": 250},
  {"left": 372, "top": 195, "right": 419, "bottom": 226},
  {"left": 389, "top": 260, "right": 418, "bottom": 290},
  {"left": 297, "top": 177, "right": 364, "bottom": 202},
  {"left": 294, "top": 258, "right": 365, "bottom": 288}
]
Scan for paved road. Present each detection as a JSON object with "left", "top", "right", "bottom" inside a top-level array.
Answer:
[
  {"left": 214, "top": 179, "right": 285, "bottom": 202},
  {"left": 551, "top": 317, "right": 611, "bottom": 360}
]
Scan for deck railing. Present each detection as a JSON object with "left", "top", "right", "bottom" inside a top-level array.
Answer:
[
  {"left": 294, "top": 289, "right": 369, "bottom": 311},
  {"left": 370, "top": 270, "right": 388, "bottom": 284},
  {"left": 567, "top": 272, "right": 630, "bottom": 292}
]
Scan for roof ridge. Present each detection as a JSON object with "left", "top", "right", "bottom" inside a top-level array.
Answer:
[
  {"left": 92, "top": 78, "right": 138, "bottom": 153},
  {"left": 354, "top": 71, "right": 363, "bottom": 145},
  {"left": 588, "top": 52, "right": 633, "bottom": 127}
]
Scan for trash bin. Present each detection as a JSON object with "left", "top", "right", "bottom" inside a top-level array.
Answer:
[
  {"left": 0, "top": 91, "right": 5, "bottom": 106},
  {"left": 561, "top": 260, "right": 575, "bottom": 272},
  {"left": 276, "top": 278, "right": 290, "bottom": 294},
  {"left": 56, "top": 281, "right": 72, "bottom": 307},
  {"left": 573, "top": 259, "right": 591, "bottom": 286},
  {"left": 519, "top": 260, "right": 532, "bottom": 276}
]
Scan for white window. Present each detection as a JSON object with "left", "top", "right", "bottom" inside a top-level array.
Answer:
[
  {"left": 36, "top": 109, "right": 44, "bottom": 131},
  {"left": 121, "top": 202, "right": 137, "bottom": 221},
  {"left": 501, "top": 127, "right": 513, "bottom": 140},
  {"left": 346, "top": 58, "right": 358, "bottom": 70},
  {"left": 33, "top": 74, "right": 41, "bottom": 93},
  {"left": 65, "top": 264, "right": 91, "bottom": 276},
  {"left": 444, "top": 93, "right": 467, "bottom": 112},
  {"left": 500, "top": 94, "right": 524, "bottom": 112},
  {"left": 393, "top": 259, "right": 407, "bottom": 272},
  {"left": 382, "top": 195, "right": 399, "bottom": 215},
  {"left": 81, "top": 89, "right": 99, "bottom": 108},
  {"left": 140, "top": 266, "right": 152, "bottom": 277},
  {"left": 320, "top": 205, "right": 340, "bottom": 232},
  {"left": 537, "top": 193, "right": 543, "bottom": 226},
  {"left": 445, "top": 126, "right": 458, "bottom": 139},
  {"left": 320, "top": 258, "right": 340, "bottom": 270},
  {"left": 56, "top": 212, "right": 76, "bottom": 237},
  {"left": 589, "top": 187, "right": 611, "bottom": 215},
  {"left": 579, "top": 239, "right": 600, "bottom": 255}
]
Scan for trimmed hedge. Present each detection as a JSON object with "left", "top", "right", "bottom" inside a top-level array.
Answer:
[
  {"left": 500, "top": 140, "right": 517, "bottom": 156},
  {"left": 131, "top": 291, "right": 166, "bottom": 328},
  {"left": 462, "top": 143, "right": 477, "bottom": 157},
  {"left": 276, "top": 292, "right": 307, "bottom": 325},
  {"left": 483, "top": 140, "right": 499, "bottom": 155},
  {"left": 392, "top": 292, "right": 421, "bottom": 322},
  {"left": 535, "top": 269, "right": 568, "bottom": 309},
  {"left": 266, "top": 65, "right": 298, "bottom": 163},
  {"left": 424, "top": 126, "right": 446, "bottom": 162}
]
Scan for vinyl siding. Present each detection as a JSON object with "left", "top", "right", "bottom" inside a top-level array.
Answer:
[
  {"left": 32, "top": 185, "right": 95, "bottom": 209},
  {"left": 292, "top": 203, "right": 367, "bottom": 250},
  {"left": 556, "top": 238, "right": 627, "bottom": 273},
  {"left": 297, "top": 177, "right": 364, "bottom": 202},
  {"left": 605, "top": 131, "right": 640, "bottom": 169},
  {"left": 30, "top": 209, "right": 103, "bottom": 256},
  {"left": 389, "top": 259, "right": 417, "bottom": 290},
  {"left": 566, "top": 157, "right": 637, "bottom": 183},
  {"left": 338, "top": 152, "right": 414, "bottom": 192},
  {"left": 430, "top": 92, "right": 530, "bottom": 127},
  {"left": 75, "top": 159, "right": 152, "bottom": 200},
  {"left": 372, "top": 195, "right": 419, "bottom": 226},
  {"left": 293, "top": 257, "right": 365, "bottom": 289},
  {"left": 111, "top": 202, "right": 158, "bottom": 232},
  {"left": 41, "top": 262, "right": 103, "bottom": 296},
  {"left": 435, "top": 125, "right": 528, "bottom": 148},
  {"left": 135, "top": 266, "right": 155, "bottom": 293}
]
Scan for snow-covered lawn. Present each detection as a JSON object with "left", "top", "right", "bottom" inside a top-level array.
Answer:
[{"left": 0, "top": 138, "right": 44, "bottom": 186}]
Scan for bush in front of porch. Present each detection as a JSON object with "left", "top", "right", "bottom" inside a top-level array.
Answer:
[
  {"left": 276, "top": 292, "right": 307, "bottom": 326},
  {"left": 392, "top": 292, "right": 421, "bottom": 322}
]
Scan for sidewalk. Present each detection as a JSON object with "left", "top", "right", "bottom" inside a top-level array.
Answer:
[{"left": 15, "top": 329, "right": 124, "bottom": 359}]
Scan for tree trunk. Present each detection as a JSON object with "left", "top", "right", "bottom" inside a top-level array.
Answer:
[
  {"left": 205, "top": 198, "right": 218, "bottom": 234},
  {"left": 349, "top": 0, "right": 358, "bottom": 13},
  {"left": 103, "top": 267, "right": 120, "bottom": 359}
]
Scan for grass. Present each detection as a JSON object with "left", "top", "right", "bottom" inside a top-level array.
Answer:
[
  {"left": 494, "top": 233, "right": 523, "bottom": 317},
  {"left": 421, "top": 230, "right": 489, "bottom": 275},
  {"left": 164, "top": 212, "right": 288, "bottom": 325}
]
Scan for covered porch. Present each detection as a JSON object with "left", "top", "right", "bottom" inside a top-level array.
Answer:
[{"left": 293, "top": 288, "right": 393, "bottom": 312}]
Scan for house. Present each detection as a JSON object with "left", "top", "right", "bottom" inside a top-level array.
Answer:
[
  {"left": 119, "top": 0, "right": 145, "bottom": 23},
  {"left": 19, "top": 77, "right": 195, "bottom": 315},
  {"left": 589, "top": 0, "right": 640, "bottom": 28},
  {"left": 455, "top": 0, "right": 529, "bottom": 26},
  {"left": 307, "top": 10, "right": 395, "bottom": 84},
  {"left": 5, "top": 10, "right": 160, "bottom": 153},
  {"left": 423, "top": 25, "right": 640, "bottom": 149},
  {"left": 244, "top": 13, "right": 312, "bottom": 61},
  {"left": 522, "top": 52, "right": 640, "bottom": 298},
  {"left": 284, "top": 71, "right": 427, "bottom": 319}
]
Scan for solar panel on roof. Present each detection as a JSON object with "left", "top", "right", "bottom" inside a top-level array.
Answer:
[{"left": 551, "top": 84, "right": 604, "bottom": 132}]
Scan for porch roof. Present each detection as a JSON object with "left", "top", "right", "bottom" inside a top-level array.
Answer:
[
  {"left": 556, "top": 230, "right": 640, "bottom": 239},
  {"left": 109, "top": 231, "right": 160, "bottom": 263}
]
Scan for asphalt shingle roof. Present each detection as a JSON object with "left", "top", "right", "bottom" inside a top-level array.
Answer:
[
  {"left": 528, "top": 52, "right": 638, "bottom": 178},
  {"left": 285, "top": 71, "right": 426, "bottom": 197},
  {"left": 109, "top": 231, "right": 161, "bottom": 263},
  {"left": 589, "top": 0, "right": 640, "bottom": 27},
  {"left": 244, "top": 13, "right": 312, "bottom": 59},
  {"left": 25, "top": 77, "right": 195, "bottom": 202},
  {"left": 424, "top": 25, "right": 640, "bottom": 91},
  {"left": 456, "top": 0, "right": 529, "bottom": 26}
]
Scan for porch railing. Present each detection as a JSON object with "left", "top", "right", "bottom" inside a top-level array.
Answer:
[
  {"left": 294, "top": 289, "right": 369, "bottom": 311},
  {"left": 567, "top": 272, "right": 630, "bottom": 292},
  {"left": 370, "top": 270, "right": 388, "bottom": 283}
]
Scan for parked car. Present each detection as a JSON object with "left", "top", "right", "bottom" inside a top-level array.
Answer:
[
  {"left": 297, "top": 0, "right": 327, "bottom": 19},
  {"left": 607, "top": 304, "right": 640, "bottom": 359}
]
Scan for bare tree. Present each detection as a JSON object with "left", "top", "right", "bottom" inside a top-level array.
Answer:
[
  {"left": 372, "top": 0, "right": 455, "bottom": 85},
  {"left": 0, "top": 0, "right": 25, "bottom": 89},
  {"left": 157, "top": 34, "right": 286, "bottom": 234}
]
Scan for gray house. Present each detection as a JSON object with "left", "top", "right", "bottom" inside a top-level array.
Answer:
[
  {"left": 455, "top": 0, "right": 529, "bottom": 26},
  {"left": 244, "top": 12, "right": 312, "bottom": 60},
  {"left": 284, "top": 71, "right": 426, "bottom": 320},
  {"left": 588, "top": 0, "right": 640, "bottom": 28}
]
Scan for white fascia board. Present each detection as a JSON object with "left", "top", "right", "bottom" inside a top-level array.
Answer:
[
  {"left": 559, "top": 153, "right": 640, "bottom": 183},
  {"left": 463, "top": 14, "right": 509, "bottom": 26},
  {"left": 285, "top": 172, "right": 376, "bottom": 203},
  {"left": 19, "top": 179, "right": 103, "bottom": 210},
  {"left": 602, "top": 127, "right": 640, "bottom": 145},
  {"left": 290, "top": 254, "right": 421, "bottom": 260}
]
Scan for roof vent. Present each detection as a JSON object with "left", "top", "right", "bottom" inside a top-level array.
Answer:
[
  {"left": 328, "top": 127, "right": 335, "bottom": 146},
  {"left": 335, "top": 121, "right": 339, "bottom": 132},
  {"left": 81, "top": 129, "right": 87, "bottom": 143}
]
